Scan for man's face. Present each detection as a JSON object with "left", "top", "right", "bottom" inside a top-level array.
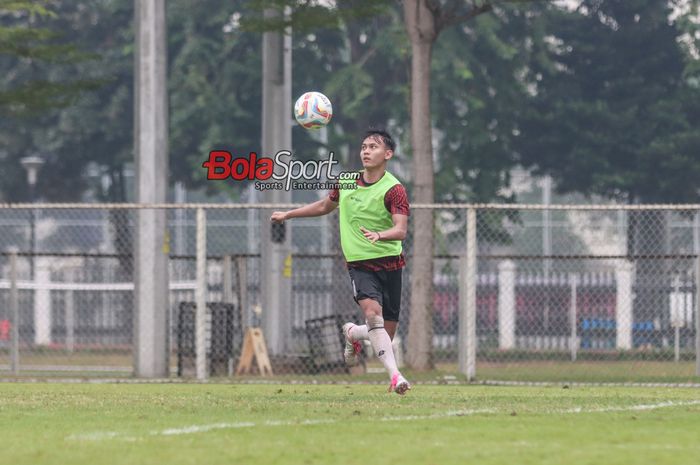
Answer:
[{"left": 360, "top": 136, "right": 393, "bottom": 169}]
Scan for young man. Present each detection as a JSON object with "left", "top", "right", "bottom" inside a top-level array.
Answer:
[{"left": 270, "top": 129, "right": 411, "bottom": 395}]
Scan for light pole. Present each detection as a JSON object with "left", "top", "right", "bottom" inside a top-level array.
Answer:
[{"left": 20, "top": 156, "right": 44, "bottom": 279}]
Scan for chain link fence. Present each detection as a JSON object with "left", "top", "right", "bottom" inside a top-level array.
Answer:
[{"left": 0, "top": 203, "right": 698, "bottom": 383}]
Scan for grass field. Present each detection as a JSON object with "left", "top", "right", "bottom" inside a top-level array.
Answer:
[
  {"left": 475, "top": 360, "right": 700, "bottom": 383},
  {"left": 1, "top": 382, "right": 699, "bottom": 465},
  {"left": 2, "top": 350, "right": 700, "bottom": 383}
]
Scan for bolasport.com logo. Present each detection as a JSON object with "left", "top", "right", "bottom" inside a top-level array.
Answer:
[{"left": 202, "top": 150, "right": 360, "bottom": 191}]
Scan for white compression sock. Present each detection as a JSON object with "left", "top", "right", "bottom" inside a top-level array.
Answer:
[
  {"left": 366, "top": 314, "right": 399, "bottom": 379},
  {"left": 348, "top": 324, "right": 368, "bottom": 341}
]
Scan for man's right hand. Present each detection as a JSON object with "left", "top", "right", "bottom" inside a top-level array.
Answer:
[{"left": 270, "top": 211, "right": 288, "bottom": 223}]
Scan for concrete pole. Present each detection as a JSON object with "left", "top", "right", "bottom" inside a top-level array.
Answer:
[
  {"left": 134, "top": 0, "right": 169, "bottom": 377},
  {"left": 33, "top": 257, "right": 51, "bottom": 345},
  {"left": 615, "top": 261, "right": 634, "bottom": 350},
  {"left": 498, "top": 260, "right": 516, "bottom": 350},
  {"left": 260, "top": 8, "right": 292, "bottom": 355},
  {"left": 569, "top": 273, "right": 578, "bottom": 362}
]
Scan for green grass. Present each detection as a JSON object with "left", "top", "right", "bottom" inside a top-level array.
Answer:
[
  {"left": 1, "top": 382, "right": 699, "bottom": 465},
  {"left": 475, "top": 361, "right": 700, "bottom": 383},
  {"left": 2, "top": 348, "right": 699, "bottom": 383},
  {"left": 3, "top": 350, "right": 700, "bottom": 384}
]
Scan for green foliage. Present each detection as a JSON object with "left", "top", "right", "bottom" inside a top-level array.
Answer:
[
  {"left": 517, "top": 0, "right": 700, "bottom": 203},
  {"left": 431, "top": 7, "right": 537, "bottom": 203},
  {"left": 0, "top": 0, "right": 99, "bottom": 117},
  {"left": 324, "top": 64, "right": 373, "bottom": 119},
  {"left": 0, "top": 1, "right": 111, "bottom": 202},
  {"left": 168, "top": 0, "right": 264, "bottom": 196},
  {"left": 172, "top": 0, "right": 400, "bottom": 196},
  {"left": 291, "top": 2, "right": 409, "bottom": 170},
  {"left": 20, "top": 0, "right": 132, "bottom": 202},
  {"left": 239, "top": 0, "right": 392, "bottom": 33},
  {"left": 0, "top": 0, "right": 53, "bottom": 20}
]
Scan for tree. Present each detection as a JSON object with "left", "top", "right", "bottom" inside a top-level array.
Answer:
[
  {"left": 0, "top": 0, "right": 103, "bottom": 202},
  {"left": 431, "top": 8, "right": 539, "bottom": 203},
  {"left": 169, "top": 0, "right": 268, "bottom": 196},
  {"left": 402, "top": 0, "right": 540, "bottom": 370},
  {"left": 0, "top": 0, "right": 99, "bottom": 115},
  {"left": 517, "top": 0, "right": 698, "bottom": 203}
]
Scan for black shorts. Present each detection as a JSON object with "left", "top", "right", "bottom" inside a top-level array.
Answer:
[{"left": 348, "top": 268, "right": 403, "bottom": 322}]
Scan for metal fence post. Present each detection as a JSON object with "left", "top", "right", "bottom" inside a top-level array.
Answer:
[
  {"left": 236, "top": 256, "right": 249, "bottom": 326},
  {"left": 671, "top": 275, "right": 680, "bottom": 363},
  {"left": 10, "top": 250, "right": 19, "bottom": 375},
  {"left": 460, "top": 207, "right": 477, "bottom": 380},
  {"left": 196, "top": 208, "right": 207, "bottom": 381},
  {"left": 223, "top": 254, "right": 234, "bottom": 376},
  {"left": 696, "top": 250, "right": 700, "bottom": 377},
  {"left": 459, "top": 254, "right": 466, "bottom": 374},
  {"left": 569, "top": 273, "right": 578, "bottom": 362},
  {"left": 65, "top": 289, "right": 75, "bottom": 353}
]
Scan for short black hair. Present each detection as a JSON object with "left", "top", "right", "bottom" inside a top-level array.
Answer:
[{"left": 364, "top": 128, "right": 396, "bottom": 152}]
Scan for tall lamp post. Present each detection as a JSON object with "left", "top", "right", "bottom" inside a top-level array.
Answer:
[{"left": 20, "top": 156, "right": 44, "bottom": 279}]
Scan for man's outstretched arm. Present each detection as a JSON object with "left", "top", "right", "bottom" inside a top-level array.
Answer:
[{"left": 270, "top": 196, "right": 338, "bottom": 223}]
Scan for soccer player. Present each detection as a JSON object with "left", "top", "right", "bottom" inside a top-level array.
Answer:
[{"left": 270, "top": 129, "right": 411, "bottom": 395}]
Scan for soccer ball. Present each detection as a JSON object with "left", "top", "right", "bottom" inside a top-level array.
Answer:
[{"left": 294, "top": 91, "right": 333, "bottom": 129}]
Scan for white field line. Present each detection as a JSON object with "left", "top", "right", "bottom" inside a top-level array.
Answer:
[
  {"left": 160, "top": 418, "right": 335, "bottom": 436},
  {"left": 66, "top": 400, "right": 700, "bottom": 442},
  {"left": 559, "top": 399, "right": 700, "bottom": 414},
  {"left": 66, "top": 419, "right": 338, "bottom": 441},
  {"left": 380, "top": 408, "right": 497, "bottom": 421}
]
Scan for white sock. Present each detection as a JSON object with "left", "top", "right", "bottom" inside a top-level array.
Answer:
[
  {"left": 366, "top": 316, "right": 399, "bottom": 379},
  {"left": 349, "top": 324, "right": 368, "bottom": 341}
]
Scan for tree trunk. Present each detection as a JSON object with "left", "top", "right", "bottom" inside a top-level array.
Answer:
[{"left": 404, "top": 0, "right": 436, "bottom": 370}]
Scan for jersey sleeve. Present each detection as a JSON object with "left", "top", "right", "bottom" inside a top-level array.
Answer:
[
  {"left": 384, "top": 184, "right": 410, "bottom": 216},
  {"left": 328, "top": 188, "right": 340, "bottom": 203}
]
